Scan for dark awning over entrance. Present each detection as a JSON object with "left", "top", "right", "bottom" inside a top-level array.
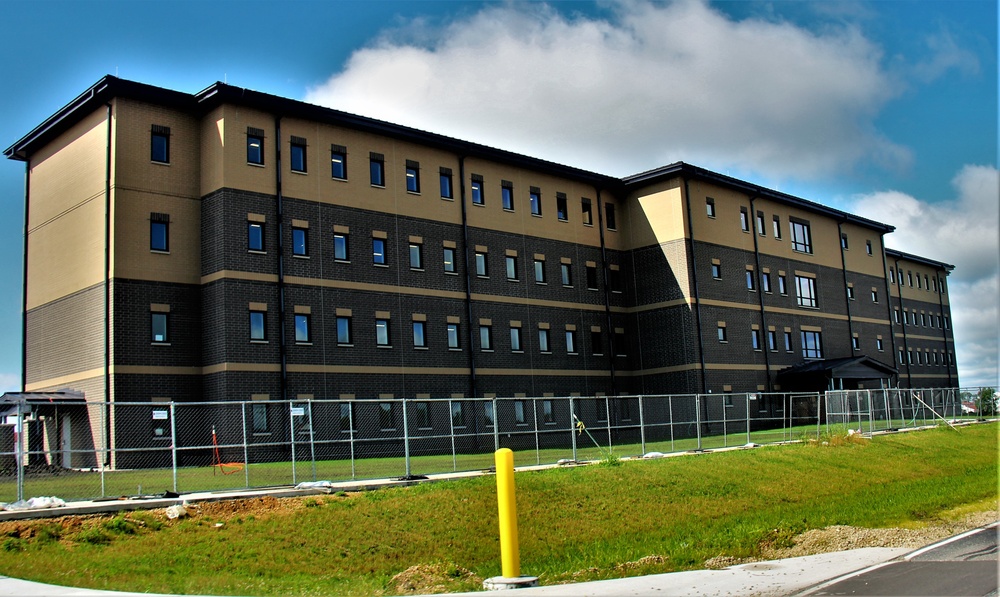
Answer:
[
  {"left": 777, "top": 356, "right": 898, "bottom": 392},
  {"left": 0, "top": 390, "right": 86, "bottom": 419}
]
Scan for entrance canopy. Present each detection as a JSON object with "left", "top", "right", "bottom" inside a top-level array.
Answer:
[
  {"left": 777, "top": 356, "right": 897, "bottom": 392},
  {"left": 0, "top": 390, "right": 86, "bottom": 419}
]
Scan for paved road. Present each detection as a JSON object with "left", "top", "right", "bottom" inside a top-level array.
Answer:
[{"left": 801, "top": 524, "right": 999, "bottom": 596}]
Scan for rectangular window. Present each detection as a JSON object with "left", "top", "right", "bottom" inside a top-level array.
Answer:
[
  {"left": 440, "top": 167, "right": 453, "bottom": 199},
  {"left": 471, "top": 174, "right": 484, "bottom": 205},
  {"left": 405, "top": 160, "right": 420, "bottom": 193},
  {"left": 150, "top": 213, "right": 169, "bottom": 252},
  {"left": 740, "top": 207, "right": 750, "bottom": 232},
  {"left": 889, "top": 268, "right": 895, "bottom": 284},
  {"left": 379, "top": 402, "right": 395, "bottom": 430},
  {"left": 443, "top": 247, "right": 456, "bottom": 273},
  {"left": 582, "top": 198, "right": 593, "bottom": 225},
  {"left": 871, "top": 288, "right": 879, "bottom": 303},
  {"left": 591, "top": 330, "right": 604, "bottom": 355},
  {"left": 484, "top": 402, "right": 495, "bottom": 427},
  {"left": 908, "top": 271, "right": 913, "bottom": 286},
  {"left": 795, "top": 275, "right": 818, "bottom": 308},
  {"left": 373, "top": 238, "right": 387, "bottom": 265},
  {"left": 292, "top": 227, "right": 308, "bottom": 256},
  {"left": 778, "top": 274, "right": 788, "bottom": 295},
  {"left": 151, "top": 125, "right": 170, "bottom": 163},
  {"left": 756, "top": 211, "right": 765, "bottom": 236},
  {"left": 609, "top": 269, "right": 622, "bottom": 293},
  {"left": 151, "top": 312, "right": 168, "bottom": 343},
  {"left": 586, "top": 264, "right": 598, "bottom": 290},
  {"left": 249, "top": 311, "right": 266, "bottom": 341},
  {"left": 852, "top": 336, "right": 861, "bottom": 350},
  {"left": 605, "top": 203, "right": 617, "bottom": 230},
  {"left": 330, "top": 144, "right": 347, "bottom": 179},
  {"left": 712, "top": 263, "right": 722, "bottom": 279},
  {"left": 717, "top": 325, "right": 727, "bottom": 342},
  {"left": 294, "top": 314, "right": 310, "bottom": 343},
  {"left": 334, "top": 233, "right": 349, "bottom": 261},
  {"left": 370, "top": 152, "right": 385, "bottom": 186},
  {"left": 561, "top": 263, "right": 572, "bottom": 286},
  {"left": 510, "top": 326, "right": 522, "bottom": 352},
  {"left": 514, "top": 400, "right": 526, "bottom": 425},
  {"left": 866, "top": 240, "right": 873, "bottom": 255},
  {"left": 479, "top": 325, "right": 493, "bottom": 351},
  {"left": 534, "top": 259, "right": 546, "bottom": 284},
  {"left": 565, "top": 330, "right": 577, "bottom": 354},
  {"left": 376, "top": 319, "right": 391, "bottom": 346},
  {"left": 290, "top": 137, "right": 307, "bottom": 173},
  {"left": 412, "top": 321, "right": 427, "bottom": 348},
  {"left": 784, "top": 331, "right": 793, "bottom": 352},
  {"left": 252, "top": 402, "right": 268, "bottom": 433},
  {"left": 614, "top": 330, "right": 627, "bottom": 356},
  {"left": 801, "top": 330, "right": 823, "bottom": 359},
  {"left": 409, "top": 243, "right": 423, "bottom": 269},
  {"left": 847, "top": 285, "right": 855, "bottom": 300},
  {"left": 751, "top": 329, "right": 761, "bottom": 351},
  {"left": 475, "top": 251, "right": 488, "bottom": 277},
  {"left": 841, "top": 233, "right": 849, "bottom": 250},
  {"left": 706, "top": 197, "right": 716, "bottom": 218},
  {"left": 746, "top": 269, "right": 756, "bottom": 291},
  {"left": 447, "top": 323, "right": 460, "bottom": 349},
  {"left": 772, "top": 215, "right": 781, "bottom": 239},
  {"left": 556, "top": 193, "right": 568, "bottom": 221},
  {"left": 543, "top": 400, "right": 554, "bottom": 424},
  {"left": 247, "top": 127, "right": 264, "bottom": 165},
  {"left": 529, "top": 187, "right": 542, "bottom": 216},
  {"left": 415, "top": 402, "right": 430, "bottom": 429},
  {"left": 876, "top": 338, "right": 884, "bottom": 352},
  {"left": 451, "top": 402, "right": 465, "bottom": 428},
  {"left": 538, "top": 328, "right": 551, "bottom": 353},
  {"left": 506, "top": 255, "right": 518, "bottom": 281},
  {"left": 790, "top": 219, "right": 813, "bottom": 253},
  {"left": 337, "top": 316, "right": 352, "bottom": 345},
  {"left": 248, "top": 221, "right": 265, "bottom": 252},
  {"left": 761, "top": 272, "right": 771, "bottom": 293},
  {"left": 501, "top": 180, "right": 514, "bottom": 210},
  {"left": 767, "top": 330, "right": 777, "bottom": 351}
]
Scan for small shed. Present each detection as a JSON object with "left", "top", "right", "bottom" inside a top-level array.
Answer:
[{"left": 777, "top": 356, "right": 898, "bottom": 393}]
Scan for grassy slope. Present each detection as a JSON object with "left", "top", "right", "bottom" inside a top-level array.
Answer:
[{"left": 1, "top": 423, "right": 996, "bottom": 596}]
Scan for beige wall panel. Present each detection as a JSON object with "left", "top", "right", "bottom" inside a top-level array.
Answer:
[
  {"left": 213, "top": 105, "right": 276, "bottom": 196},
  {"left": 627, "top": 180, "right": 686, "bottom": 249},
  {"left": 26, "top": 199, "right": 106, "bottom": 309},
  {"left": 687, "top": 181, "right": 757, "bottom": 253},
  {"left": 112, "top": 189, "right": 201, "bottom": 284},
  {"left": 113, "top": 98, "right": 200, "bottom": 200},
  {"left": 892, "top": 258, "right": 950, "bottom": 305},
  {"left": 773, "top": 203, "right": 843, "bottom": 269},
  {"left": 200, "top": 106, "right": 225, "bottom": 196}
]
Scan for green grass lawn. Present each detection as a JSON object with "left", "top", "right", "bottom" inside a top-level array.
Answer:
[{"left": 0, "top": 422, "right": 995, "bottom": 596}]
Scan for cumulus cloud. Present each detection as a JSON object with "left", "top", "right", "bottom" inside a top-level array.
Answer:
[
  {"left": 305, "top": 0, "right": 907, "bottom": 178},
  {"left": 849, "top": 165, "right": 1000, "bottom": 388}
]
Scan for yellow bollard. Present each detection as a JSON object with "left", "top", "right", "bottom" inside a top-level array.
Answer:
[{"left": 495, "top": 448, "right": 520, "bottom": 578}]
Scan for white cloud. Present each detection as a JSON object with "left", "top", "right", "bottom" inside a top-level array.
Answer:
[
  {"left": 305, "top": 0, "right": 906, "bottom": 179},
  {"left": 849, "top": 165, "right": 1000, "bottom": 388}
]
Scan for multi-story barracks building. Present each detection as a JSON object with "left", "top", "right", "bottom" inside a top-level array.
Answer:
[{"left": 4, "top": 76, "right": 958, "bottom": 452}]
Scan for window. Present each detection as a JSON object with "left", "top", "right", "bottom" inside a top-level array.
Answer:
[
  {"left": 415, "top": 402, "right": 431, "bottom": 429},
  {"left": 795, "top": 275, "right": 818, "bottom": 308},
  {"left": 746, "top": 269, "right": 756, "bottom": 291},
  {"left": 151, "top": 312, "right": 168, "bottom": 343},
  {"left": 561, "top": 263, "right": 572, "bottom": 286},
  {"left": 538, "top": 328, "right": 551, "bottom": 352},
  {"left": 330, "top": 144, "right": 347, "bottom": 179},
  {"left": 334, "top": 233, "right": 349, "bottom": 261},
  {"left": 337, "top": 316, "right": 352, "bottom": 345},
  {"left": 889, "top": 268, "right": 896, "bottom": 284},
  {"left": 376, "top": 319, "right": 391, "bottom": 346},
  {"left": 510, "top": 326, "right": 522, "bottom": 352},
  {"left": 514, "top": 401, "right": 526, "bottom": 425},
  {"left": 151, "top": 125, "right": 170, "bottom": 163},
  {"left": 712, "top": 263, "right": 722, "bottom": 279},
  {"left": 440, "top": 167, "right": 453, "bottom": 199},
  {"left": 451, "top": 402, "right": 465, "bottom": 428},
  {"left": 249, "top": 311, "right": 266, "bottom": 341},
  {"left": 778, "top": 274, "right": 788, "bottom": 295},
  {"left": 767, "top": 330, "right": 777, "bottom": 351},
  {"left": 501, "top": 181, "right": 514, "bottom": 210},
  {"left": 447, "top": 323, "right": 460, "bottom": 349},
  {"left": 290, "top": 137, "right": 307, "bottom": 173},
  {"left": 605, "top": 203, "right": 617, "bottom": 230},
  {"left": 291, "top": 227, "right": 308, "bottom": 257},
  {"left": 370, "top": 152, "right": 385, "bottom": 186},
  {"left": 801, "top": 330, "right": 823, "bottom": 359},
  {"left": 405, "top": 160, "right": 420, "bottom": 193},
  {"left": 866, "top": 240, "right": 873, "bottom": 255},
  {"left": 150, "top": 213, "right": 169, "bottom": 252},
  {"left": 248, "top": 221, "right": 265, "bottom": 252},
  {"left": 252, "top": 402, "right": 268, "bottom": 433},
  {"left": 790, "top": 219, "right": 812, "bottom": 253},
  {"left": 412, "top": 321, "right": 427, "bottom": 348},
  {"left": 582, "top": 198, "right": 593, "bottom": 225},
  {"left": 505, "top": 256, "right": 518, "bottom": 281},
  {"left": 756, "top": 211, "right": 765, "bottom": 236},
  {"left": 379, "top": 402, "right": 395, "bottom": 430},
  {"left": 475, "top": 251, "right": 488, "bottom": 277},
  {"left": 609, "top": 269, "right": 622, "bottom": 293},
  {"left": 871, "top": 288, "right": 879, "bottom": 303},
  {"left": 247, "top": 127, "right": 264, "bottom": 165},
  {"left": 443, "top": 247, "right": 456, "bottom": 273},
  {"left": 534, "top": 259, "right": 546, "bottom": 284},
  {"left": 784, "top": 331, "right": 793, "bottom": 352},
  {"left": 762, "top": 272, "right": 772, "bottom": 293},
  {"left": 852, "top": 336, "right": 860, "bottom": 350},
  {"left": 772, "top": 215, "right": 781, "bottom": 239},
  {"left": 565, "top": 330, "right": 577, "bottom": 354},
  {"left": 898, "top": 349, "right": 905, "bottom": 364},
  {"left": 471, "top": 174, "right": 484, "bottom": 205},
  {"left": 876, "top": 338, "right": 884, "bottom": 352},
  {"left": 294, "top": 314, "right": 310, "bottom": 343},
  {"left": 373, "top": 238, "right": 386, "bottom": 265},
  {"left": 841, "top": 233, "right": 849, "bottom": 250},
  {"left": 907, "top": 271, "right": 913, "bottom": 287},
  {"left": 543, "top": 400, "right": 554, "bottom": 424},
  {"left": 529, "top": 187, "right": 542, "bottom": 216},
  {"left": 556, "top": 193, "right": 568, "bottom": 221},
  {"left": 751, "top": 329, "right": 761, "bottom": 351},
  {"left": 740, "top": 207, "right": 750, "bottom": 232},
  {"left": 614, "top": 330, "right": 627, "bottom": 356},
  {"left": 717, "top": 325, "right": 727, "bottom": 342},
  {"left": 586, "top": 264, "right": 598, "bottom": 290},
  {"left": 484, "top": 401, "right": 495, "bottom": 427},
  {"left": 409, "top": 243, "right": 423, "bottom": 269},
  {"left": 706, "top": 197, "right": 716, "bottom": 218},
  {"left": 847, "top": 285, "right": 855, "bottom": 300},
  {"left": 591, "top": 330, "right": 604, "bottom": 355},
  {"left": 479, "top": 325, "right": 493, "bottom": 351}
]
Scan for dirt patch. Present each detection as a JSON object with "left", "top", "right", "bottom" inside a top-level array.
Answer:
[
  {"left": 389, "top": 563, "right": 482, "bottom": 595},
  {"left": 188, "top": 496, "right": 304, "bottom": 520}
]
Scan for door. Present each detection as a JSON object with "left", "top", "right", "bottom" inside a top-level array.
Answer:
[{"left": 60, "top": 414, "right": 72, "bottom": 468}]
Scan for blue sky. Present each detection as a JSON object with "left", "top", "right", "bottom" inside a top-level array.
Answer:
[{"left": 1, "top": 0, "right": 997, "bottom": 388}]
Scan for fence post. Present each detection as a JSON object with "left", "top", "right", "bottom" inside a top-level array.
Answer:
[
  {"left": 569, "top": 396, "right": 577, "bottom": 461},
  {"left": 638, "top": 395, "right": 646, "bottom": 456},
  {"left": 746, "top": 394, "right": 751, "bottom": 445},
  {"left": 402, "top": 397, "right": 411, "bottom": 477},
  {"left": 448, "top": 399, "right": 457, "bottom": 472},
  {"left": 492, "top": 398, "right": 499, "bottom": 453},
  {"left": 669, "top": 395, "right": 675, "bottom": 452},
  {"left": 307, "top": 401, "right": 316, "bottom": 482},
  {"left": 532, "top": 399, "right": 540, "bottom": 465},
  {"left": 241, "top": 402, "right": 250, "bottom": 488},
  {"left": 170, "top": 402, "right": 178, "bottom": 493},
  {"left": 695, "top": 394, "right": 702, "bottom": 451},
  {"left": 15, "top": 402, "right": 23, "bottom": 502},
  {"left": 289, "top": 402, "right": 297, "bottom": 486},
  {"left": 100, "top": 402, "right": 106, "bottom": 498},
  {"left": 348, "top": 402, "right": 356, "bottom": 479}
]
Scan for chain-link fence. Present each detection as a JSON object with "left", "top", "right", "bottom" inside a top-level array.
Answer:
[{"left": 0, "top": 388, "right": 981, "bottom": 504}]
